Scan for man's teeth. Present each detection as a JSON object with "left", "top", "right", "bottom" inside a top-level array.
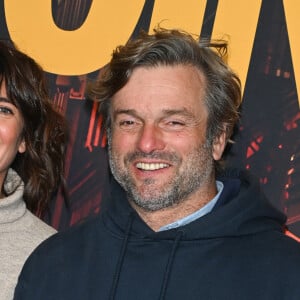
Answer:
[{"left": 136, "top": 162, "right": 169, "bottom": 170}]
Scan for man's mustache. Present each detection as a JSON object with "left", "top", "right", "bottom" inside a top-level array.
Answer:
[{"left": 125, "top": 151, "right": 181, "bottom": 164}]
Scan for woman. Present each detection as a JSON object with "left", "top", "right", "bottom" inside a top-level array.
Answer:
[{"left": 0, "top": 41, "right": 68, "bottom": 299}]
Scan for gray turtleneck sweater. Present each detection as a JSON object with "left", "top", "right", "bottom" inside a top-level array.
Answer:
[{"left": 0, "top": 169, "right": 57, "bottom": 300}]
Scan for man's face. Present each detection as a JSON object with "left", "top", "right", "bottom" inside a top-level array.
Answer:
[{"left": 108, "top": 65, "right": 225, "bottom": 211}]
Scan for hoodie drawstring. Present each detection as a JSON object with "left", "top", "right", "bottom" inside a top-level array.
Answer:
[
  {"left": 109, "top": 213, "right": 133, "bottom": 300},
  {"left": 109, "top": 216, "right": 183, "bottom": 300},
  {"left": 159, "top": 230, "right": 184, "bottom": 300}
]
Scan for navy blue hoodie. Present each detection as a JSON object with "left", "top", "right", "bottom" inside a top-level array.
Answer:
[{"left": 14, "top": 169, "right": 300, "bottom": 299}]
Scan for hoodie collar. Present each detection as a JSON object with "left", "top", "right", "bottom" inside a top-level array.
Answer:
[{"left": 104, "top": 169, "right": 286, "bottom": 240}]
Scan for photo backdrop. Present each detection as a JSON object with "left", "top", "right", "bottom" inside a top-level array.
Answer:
[{"left": 1, "top": 0, "right": 300, "bottom": 236}]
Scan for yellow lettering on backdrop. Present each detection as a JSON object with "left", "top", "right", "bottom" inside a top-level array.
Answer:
[
  {"left": 4, "top": 0, "right": 144, "bottom": 75},
  {"left": 149, "top": 0, "right": 206, "bottom": 35},
  {"left": 283, "top": 0, "right": 300, "bottom": 106},
  {"left": 212, "top": 0, "right": 262, "bottom": 96}
]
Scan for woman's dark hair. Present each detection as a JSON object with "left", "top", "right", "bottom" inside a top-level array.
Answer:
[
  {"left": 0, "top": 41, "right": 68, "bottom": 215},
  {"left": 87, "top": 27, "right": 241, "bottom": 170}
]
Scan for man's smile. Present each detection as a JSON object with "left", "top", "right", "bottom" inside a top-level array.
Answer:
[{"left": 135, "top": 162, "right": 170, "bottom": 171}]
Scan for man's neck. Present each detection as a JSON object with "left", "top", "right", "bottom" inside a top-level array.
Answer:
[{"left": 130, "top": 183, "right": 218, "bottom": 232}]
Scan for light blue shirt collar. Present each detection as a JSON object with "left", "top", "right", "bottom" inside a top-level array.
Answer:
[{"left": 159, "top": 181, "right": 224, "bottom": 231}]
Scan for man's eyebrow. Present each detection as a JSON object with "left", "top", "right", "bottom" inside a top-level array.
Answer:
[
  {"left": 112, "top": 109, "right": 139, "bottom": 118},
  {"left": 112, "top": 108, "right": 196, "bottom": 120},
  {"left": 161, "top": 108, "right": 195, "bottom": 118}
]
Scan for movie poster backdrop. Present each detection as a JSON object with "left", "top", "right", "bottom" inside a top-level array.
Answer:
[{"left": 1, "top": 0, "right": 300, "bottom": 236}]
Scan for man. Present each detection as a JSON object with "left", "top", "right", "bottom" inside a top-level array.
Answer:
[{"left": 14, "top": 28, "right": 300, "bottom": 299}]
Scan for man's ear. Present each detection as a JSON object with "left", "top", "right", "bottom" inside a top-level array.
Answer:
[
  {"left": 212, "top": 131, "right": 227, "bottom": 161},
  {"left": 18, "top": 139, "right": 26, "bottom": 154}
]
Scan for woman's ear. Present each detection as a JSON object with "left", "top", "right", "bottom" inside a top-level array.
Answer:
[
  {"left": 18, "top": 139, "right": 26, "bottom": 153},
  {"left": 212, "top": 131, "right": 226, "bottom": 161}
]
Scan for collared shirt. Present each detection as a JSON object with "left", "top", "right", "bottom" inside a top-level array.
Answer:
[{"left": 159, "top": 181, "right": 224, "bottom": 231}]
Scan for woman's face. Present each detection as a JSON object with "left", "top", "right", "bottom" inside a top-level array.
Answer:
[{"left": 0, "top": 82, "right": 26, "bottom": 193}]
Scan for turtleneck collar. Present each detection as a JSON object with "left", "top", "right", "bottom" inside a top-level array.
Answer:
[{"left": 0, "top": 168, "right": 26, "bottom": 224}]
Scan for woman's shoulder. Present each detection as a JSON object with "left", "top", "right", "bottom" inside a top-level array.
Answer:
[{"left": 24, "top": 209, "right": 57, "bottom": 241}]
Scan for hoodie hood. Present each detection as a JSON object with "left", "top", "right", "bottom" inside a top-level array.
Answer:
[
  {"left": 14, "top": 169, "right": 299, "bottom": 300},
  {"left": 102, "top": 168, "right": 288, "bottom": 300},
  {"left": 103, "top": 168, "right": 286, "bottom": 241}
]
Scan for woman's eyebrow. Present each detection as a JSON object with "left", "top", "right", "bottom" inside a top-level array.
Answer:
[{"left": 0, "top": 96, "right": 9, "bottom": 102}]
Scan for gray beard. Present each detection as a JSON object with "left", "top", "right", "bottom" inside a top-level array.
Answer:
[{"left": 108, "top": 136, "right": 214, "bottom": 212}]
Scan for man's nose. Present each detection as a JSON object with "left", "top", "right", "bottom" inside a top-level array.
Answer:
[{"left": 136, "top": 124, "right": 165, "bottom": 153}]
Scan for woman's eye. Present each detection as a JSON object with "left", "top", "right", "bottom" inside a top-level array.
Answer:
[{"left": 0, "top": 106, "right": 13, "bottom": 115}]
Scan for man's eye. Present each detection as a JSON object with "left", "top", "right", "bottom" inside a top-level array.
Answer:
[
  {"left": 118, "top": 120, "right": 137, "bottom": 129},
  {"left": 119, "top": 120, "right": 136, "bottom": 127},
  {"left": 167, "top": 120, "right": 185, "bottom": 127},
  {"left": 161, "top": 119, "right": 187, "bottom": 131},
  {"left": 170, "top": 121, "right": 184, "bottom": 125}
]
